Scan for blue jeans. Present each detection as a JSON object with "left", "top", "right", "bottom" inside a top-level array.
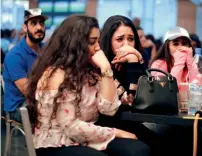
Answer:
[{"left": 10, "top": 102, "right": 26, "bottom": 123}]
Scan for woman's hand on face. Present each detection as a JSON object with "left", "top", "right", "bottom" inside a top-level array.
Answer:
[
  {"left": 177, "top": 46, "right": 193, "bottom": 55},
  {"left": 180, "top": 47, "right": 193, "bottom": 58},
  {"left": 115, "top": 128, "right": 138, "bottom": 140},
  {"left": 172, "top": 47, "right": 189, "bottom": 61},
  {"left": 91, "top": 50, "right": 111, "bottom": 70},
  {"left": 112, "top": 54, "right": 139, "bottom": 64},
  {"left": 111, "top": 45, "right": 144, "bottom": 64}
]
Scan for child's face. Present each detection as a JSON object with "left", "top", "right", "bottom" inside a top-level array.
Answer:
[{"left": 169, "top": 37, "right": 191, "bottom": 56}]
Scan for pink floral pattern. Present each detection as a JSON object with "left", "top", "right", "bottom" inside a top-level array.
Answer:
[{"left": 33, "top": 82, "right": 121, "bottom": 150}]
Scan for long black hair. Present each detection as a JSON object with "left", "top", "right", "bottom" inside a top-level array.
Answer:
[
  {"left": 100, "top": 15, "right": 144, "bottom": 63},
  {"left": 100, "top": 15, "right": 145, "bottom": 95},
  {"left": 27, "top": 15, "right": 99, "bottom": 127}
]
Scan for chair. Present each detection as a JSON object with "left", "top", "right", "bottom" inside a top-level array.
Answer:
[
  {"left": 4, "top": 113, "right": 25, "bottom": 156},
  {"left": 20, "top": 107, "right": 36, "bottom": 156},
  {"left": 1, "top": 75, "right": 25, "bottom": 156},
  {"left": 1, "top": 75, "right": 4, "bottom": 89}
]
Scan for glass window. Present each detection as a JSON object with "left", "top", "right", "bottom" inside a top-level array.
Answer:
[
  {"left": 54, "top": 1, "right": 69, "bottom": 12},
  {"left": 69, "top": 1, "right": 85, "bottom": 13},
  {"left": 1, "top": 0, "right": 29, "bottom": 29},
  {"left": 97, "top": 0, "right": 177, "bottom": 39},
  {"left": 53, "top": 16, "right": 66, "bottom": 26},
  {"left": 97, "top": 0, "right": 131, "bottom": 28},
  {"left": 39, "top": 2, "right": 53, "bottom": 13}
]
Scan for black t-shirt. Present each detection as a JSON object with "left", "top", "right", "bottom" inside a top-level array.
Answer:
[{"left": 113, "top": 62, "right": 146, "bottom": 97}]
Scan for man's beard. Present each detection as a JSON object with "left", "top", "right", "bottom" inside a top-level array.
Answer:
[{"left": 27, "top": 29, "right": 45, "bottom": 44}]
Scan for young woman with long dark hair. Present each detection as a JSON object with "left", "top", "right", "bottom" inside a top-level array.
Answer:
[{"left": 27, "top": 15, "right": 150, "bottom": 156}]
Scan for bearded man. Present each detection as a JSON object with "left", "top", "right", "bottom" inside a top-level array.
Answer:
[{"left": 3, "top": 8, "right": 48, "bottom": 122}]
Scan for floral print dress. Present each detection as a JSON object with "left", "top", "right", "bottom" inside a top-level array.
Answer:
[{"left": 33, "top": 82, "right": 121, "bottom": 150}]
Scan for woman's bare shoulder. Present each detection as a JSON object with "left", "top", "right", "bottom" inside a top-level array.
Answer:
[{"left": 37, "top": 67, "right": 65, "bottom": 90}]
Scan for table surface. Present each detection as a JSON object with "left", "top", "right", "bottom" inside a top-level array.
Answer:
[{"left": 119, "top": 112, "right": 202, "bottom": 126}]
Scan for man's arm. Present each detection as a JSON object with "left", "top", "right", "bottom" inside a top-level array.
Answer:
[
  {"left": 14, "top": 78, "right": 28, "bottom": 96},
  {"left": 4, "top": 52, "right": 28, "bottom": 96}
]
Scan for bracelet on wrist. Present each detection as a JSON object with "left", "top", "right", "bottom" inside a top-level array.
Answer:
[{"left": 101, "top": 68, "right": 113, "bottom": 78}]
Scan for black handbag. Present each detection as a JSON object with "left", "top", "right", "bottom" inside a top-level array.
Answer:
[{"left": 132, "top": 68, "right": 179, "bottom": 115}]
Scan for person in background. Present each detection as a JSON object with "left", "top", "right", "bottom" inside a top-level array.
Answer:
[
  {"left": 146, "top": 34, "right": 162, "bottom": 51},
  {"left": 3, "top": 8, "right": 47, "bottom": 122},
  {"left": 101, "top": 15, "right": 145, "bottom": 104},
  {"left": 100, "top": 15, "right": 167, "bottom": 156},
  {"left": 190, "top": 33, "right": 201, "bottom": 49},
  {"left": 146, "top": 34, "right": 156, "bottom": 45},
  {"left": 150, "top": 26, "right": 194, "bottom": 85},
  {"left": 133, "top": 17, "right": 141, "bottom": 28},
  {"left": 1, "top": 29, "right": 11, "bottom": 55},
  {"left": 137, "top": 27, "right": 157, "bottom": 67},
  {"left": 150, "top": 26, "right": 200, "bottom": 156},
  {"left": 8, "top": 28, "right": 25, "bottom": 50},
  {"left": 3, "top": 29, "right": 11, "bottom": 40},
  {"left": 10, "top": 29, "right": 17, "bottom": 42},
  {"left": 27, "top": 14, "right": 150, "bottom": 156}
]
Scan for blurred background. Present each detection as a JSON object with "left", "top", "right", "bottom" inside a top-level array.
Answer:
[
  {"left": 0, "top": 1, "right": 202, "bottom": 155},
  {"left": 1, "top": 0, "right": 202, "bottom": 49}
]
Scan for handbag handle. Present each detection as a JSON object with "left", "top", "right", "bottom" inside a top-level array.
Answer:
[
  {"left": 146, "top": 68, "right": 173, "bottom": 80},
  {"left": 146, "top": 68, "right": 175, "bottom": 92}
]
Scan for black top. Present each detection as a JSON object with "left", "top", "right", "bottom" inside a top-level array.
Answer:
[{"left": 113, "top": 62, "right": 146, "bottom": 97}]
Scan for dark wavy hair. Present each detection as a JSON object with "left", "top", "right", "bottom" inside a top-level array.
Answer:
[
  {"left": 27, "top": 15, "right": 99, "bottom": 127},
  {"left": 150, "top": 37, "right": 193, "bottom": 72},
  {"left": 100, "top": 15, "right": 143, "bottom": 63},
  {"left": 100, "top": 15, "right": 144, "bottom": 93}
]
